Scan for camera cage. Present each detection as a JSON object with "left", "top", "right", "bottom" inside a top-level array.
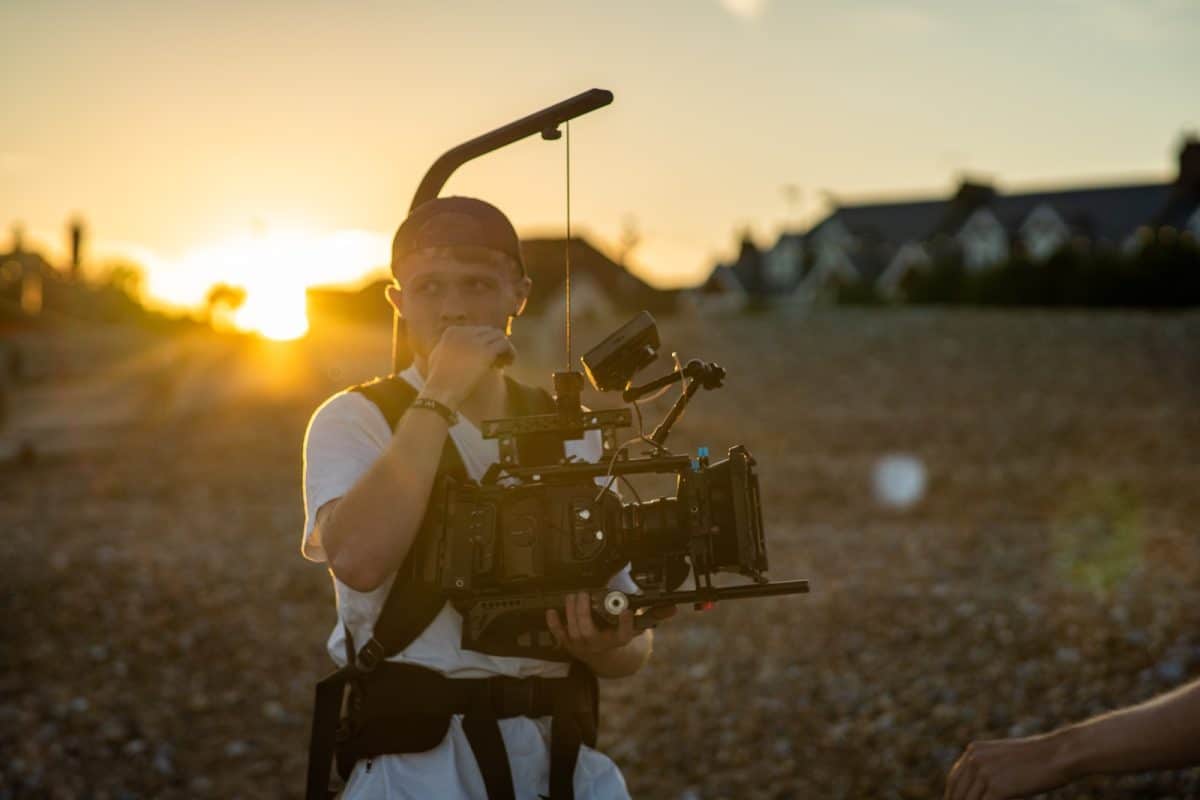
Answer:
[
  {"left": 425, "top": 311, "right": 809, "bottom": 658},
  {"left": 390, "top": 88, "right": 808, "bottom": 658}
]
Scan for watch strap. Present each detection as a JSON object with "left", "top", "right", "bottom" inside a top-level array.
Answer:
[{"left": 410, "top": 396, "right": 459, "bottom": 427}]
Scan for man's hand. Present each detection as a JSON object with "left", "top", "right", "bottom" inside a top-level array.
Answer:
[
  {"left": 545, "top": 592, "right": 677, "bottom": 675},
  {"left": 423, "top": 325, "right": 516, "bottom": 410},
  {"left": 945, "top": 735, "right": 1070, "bottom": 800},
  {"left": 946, "top": 678, "right": 1200, "bottom": 798}
]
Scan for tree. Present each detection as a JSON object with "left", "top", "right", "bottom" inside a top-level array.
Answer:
[
  {"left": 204, "top": 283, "right": 247, "bottom": 328},
  {"left": 99, "top": 260, "right": 146, "bottom": 301}
]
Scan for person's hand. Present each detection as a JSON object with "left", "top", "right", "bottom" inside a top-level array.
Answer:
[
  {"left": 422, "top": 325, "right": 516, "bottom": 410},
  {"left": 545, "top": 592, "right": 677, "bottom": 660},
  {"left": 945, "top": 734, "right": 1071, "bottom": 800}
]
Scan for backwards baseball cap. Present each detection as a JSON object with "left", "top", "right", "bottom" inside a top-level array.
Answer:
[{"left": 391, "top": 196, "right": 525, "bottom": 278}]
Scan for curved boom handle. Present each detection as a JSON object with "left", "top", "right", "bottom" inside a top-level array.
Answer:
[
  {"left": 409, "top": 88, "right": 614, "bottom": 212},
  {"left": 392, "top": 88, "right": 614, "bottom": 373}
]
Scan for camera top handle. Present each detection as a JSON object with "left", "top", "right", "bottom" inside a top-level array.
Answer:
[
  {"left": 392, "top": 88, "right": 615, "bottom": 373},
  {"left": 622, "top": 359, "right": 726, "bottom": 447}
]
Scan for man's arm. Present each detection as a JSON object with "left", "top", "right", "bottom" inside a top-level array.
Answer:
[
  {"left": 945, "top": 677, "right": 1200, "bottom": 800},
  {"left": 318, "top": 326, "right": 512, "bottom": 592},
  {"left": 317, "top": 406, "right": 451, "bottom": 592}
]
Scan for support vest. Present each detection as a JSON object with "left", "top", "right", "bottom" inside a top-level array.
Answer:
[{"left": 305, "top": 373, "right": 599, "bottom": 800}]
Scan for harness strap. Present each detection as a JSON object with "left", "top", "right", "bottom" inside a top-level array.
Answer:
[
  {"left": 306, "top": 374, "right": 586, "bottom": 800},
  {"left": 328, "top": 662, "right": 596, "bottom": 800},
  {"left": 305, "top": 666, "right": 353, "bottom": 800},
  {"left": 463, "top": 716, "right": 518, "bottom": 800},
  {"left": 551, "top": 661, "right": 597, "bottom": 799}
]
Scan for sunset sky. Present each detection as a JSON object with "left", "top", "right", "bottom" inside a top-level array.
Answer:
[{"left": 3, "top": 0, "right": 1198, "bottom": 322}]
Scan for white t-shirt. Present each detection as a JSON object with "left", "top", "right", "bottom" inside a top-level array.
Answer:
[{"left": 302, "top": 365, "right": 634, "bottom": 799}]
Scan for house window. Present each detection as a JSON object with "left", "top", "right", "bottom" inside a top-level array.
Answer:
[
  {"left": 878, "top": 242, "right": 929, "bottom": 296},
  {"left": 958, "top": 208, "right": 1009, "bottom": 270},
  {"left": 1188, "top": 208, "right": 1200, "bottom": 239},
  {"left": 765, "top": 239, "right": 801, "bottom": 289},
  {"left": 1020, "top": 205, "right": 1070, "bottom": 262}
]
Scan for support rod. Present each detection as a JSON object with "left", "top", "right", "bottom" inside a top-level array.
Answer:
[{"left": 393, "top": 88, "right": 614, "bottom": 373}]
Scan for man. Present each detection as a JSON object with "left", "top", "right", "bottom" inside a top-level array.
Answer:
[
  {"left": 945, "top": 676, "right": 1200, "bottom": 799},
  {"left": 302, "top": 196, "right": 673, "bottom": 799}
]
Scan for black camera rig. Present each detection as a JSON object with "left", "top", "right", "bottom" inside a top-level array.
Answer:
[
  {"left": 392, "top": 89, "right": 808, "bottom": 660},
  {"left": 413, "top": 312, "right": 809, "bottom": 659}
]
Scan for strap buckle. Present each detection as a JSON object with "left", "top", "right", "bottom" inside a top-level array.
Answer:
[{"left": 354, "top": 638, "right": 385, "bottom": 673}]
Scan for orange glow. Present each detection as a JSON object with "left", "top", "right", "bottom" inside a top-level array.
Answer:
[
  {"left": 232, "top": 286, "right": 309, "bottom": 341},
  {"left": 142, "top": 228, "right": 390, "bottom": 339}
]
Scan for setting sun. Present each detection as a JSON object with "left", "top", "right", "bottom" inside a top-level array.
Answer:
[
  {"left": 232, "top": 283, "right": 309, "bottom": 340},
  {"left": 142, "top": 228, "right": 390, "bottom": 339}
]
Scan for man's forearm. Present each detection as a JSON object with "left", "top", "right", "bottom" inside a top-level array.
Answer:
[
  {"left": 323, "top": 408, "right": 449, "bottom": 592},
  {"left": 1056, "top": 677, "right": 1200, "bottom": 780}
]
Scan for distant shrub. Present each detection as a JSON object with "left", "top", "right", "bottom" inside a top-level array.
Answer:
[{"left": 836, "top": 230, "right": 1200, "bottom": 308}]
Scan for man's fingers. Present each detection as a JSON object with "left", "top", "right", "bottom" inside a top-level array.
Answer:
[
  {"left": 488, "top": 336, "right": 513, "bottom": 361},
  {"left": 495, "top": 338, "right": 517, "bottom": 367},
  {"left": 965, "top": 772, "right": 989, "bottom": 800},
  {"left": 461, "top": 327, "right": 512, "bottom": 367},
  {"left": 616, "top": 610, "right": 634, "bottom": 643},
  {"left": 564, "top": 593, "right": 581, "bottom": 643},
  {"left": 545, "top": 609, "right": 566, "bottom": 648},
  {"left": 945, "top": 753, "right": 969, "bottom": 800},
  {"left": 575, "top": 592, "right": 598, "bottom": 640},
  {"left": 946, "top": 752, "right": 987, "bottom": 800},
  {"left": 475, "top": 327, "right": 504, "bottom": 344}
]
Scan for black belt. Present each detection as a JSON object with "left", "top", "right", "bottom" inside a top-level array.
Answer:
[{"left": 306, "top": 661, "right": 598, "bottom": 800}]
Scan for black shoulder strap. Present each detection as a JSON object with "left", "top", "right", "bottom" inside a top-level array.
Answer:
[
  {"left": 354, "top": 374, "right": 418, "bottom": 429},
  {"left": 347, "top": 374, "right": 464, "bottom": 670},
  {"left": 353, "top": 374, "right": 468, "bottom": 480},
  {"left": 348, "top": 373, "right": 560, "bottom": 668},
  {"left": 310, "top": 375, "right": 589, "bottom": 800}
]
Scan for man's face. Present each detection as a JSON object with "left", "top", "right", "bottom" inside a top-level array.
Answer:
[{"left": 392, "top": 246, "right": 531, "bottom": 361}]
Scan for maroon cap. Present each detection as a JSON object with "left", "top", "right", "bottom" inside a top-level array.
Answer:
[{"left": 391, "top": 196, "right": 524, "bottom": 277}]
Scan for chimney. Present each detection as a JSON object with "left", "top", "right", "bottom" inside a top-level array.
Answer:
[
  {"left": 1177, "top": 134, "right": 1200, "bottom": 195},
  {"left": 69, "top": 217, "right": 85, "bottom": 279},
  {"left": 952, "top": 178, "right": 996, "bottom": 210}
]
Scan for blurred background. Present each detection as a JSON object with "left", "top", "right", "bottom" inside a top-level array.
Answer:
[{"left": 2, "top": 1, "right": 1198, "bottom": 797}]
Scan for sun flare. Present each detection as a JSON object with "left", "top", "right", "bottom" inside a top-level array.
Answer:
[
  {"left": 232, "top": 287, "right": 310, "bottom": 341},
  {"left": 144, "top": 227, "right": 390, "bottom": 339}
]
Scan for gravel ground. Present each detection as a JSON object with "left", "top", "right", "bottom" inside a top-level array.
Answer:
[{"left": 2, "top": 308, "right": 1198, "bottom": 799}]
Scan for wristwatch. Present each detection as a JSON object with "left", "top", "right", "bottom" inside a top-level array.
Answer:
[{"left": 411, "top": 396, "right": 459, "bottom": 427}]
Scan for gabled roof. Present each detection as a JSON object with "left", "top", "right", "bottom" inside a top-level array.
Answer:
[
  {"left": 307, "top": 235, "right": 679, "bottom": 325},
  {"left": 809, "top": 178, "right": 1181, "bottom": 254},
  {"left": 771, "top": 232, "right": 806, "bottom": 249},
  {"left": 0, "top": 248, "right": 62, "bottom": 282},
  {"left": 520, "top": 237, "right": 677, "bottom": 314},
  {"left": 810, "top": 198, "right": 946, "bottom": 246},
  {"left": 698, "top": 263, "right": 745, "bottom": 294},
  {"left": 989, "top": 182, "right": 1172, "bottom": 243}
]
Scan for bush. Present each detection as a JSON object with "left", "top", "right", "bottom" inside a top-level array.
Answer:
[{"left": 836, "top": 230, "right": 1200, "bottom": 308}]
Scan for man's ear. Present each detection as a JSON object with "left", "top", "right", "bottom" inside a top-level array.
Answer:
[
  {"left": 512, "top": 275, "right": 532, "bottom": 317},
  {"left": 385, "top": 284, "right": 403, "bottom": 315}
]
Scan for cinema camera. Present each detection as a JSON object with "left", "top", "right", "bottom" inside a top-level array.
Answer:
[{"left": 411, "top": 311, "right": 810, "bottom": 660}]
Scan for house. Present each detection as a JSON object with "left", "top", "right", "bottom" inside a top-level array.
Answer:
[
  {"left": 306, "top": 235, "right": 678, "bottom": 329},
  {"left": 691, "top": 233, "right": 807, "bottom": 311},
  {"left": 692, "top": 262, "right": 749, "bottom": 313},
  {"left": 720, "top": 135, "right": 1200, "bottom": 302},
  {"left": 1, "top": 227, "right": 67, "bottom": 320},
  {"left": 519, "top": 236, "right": 678, "bottom": 320}
]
